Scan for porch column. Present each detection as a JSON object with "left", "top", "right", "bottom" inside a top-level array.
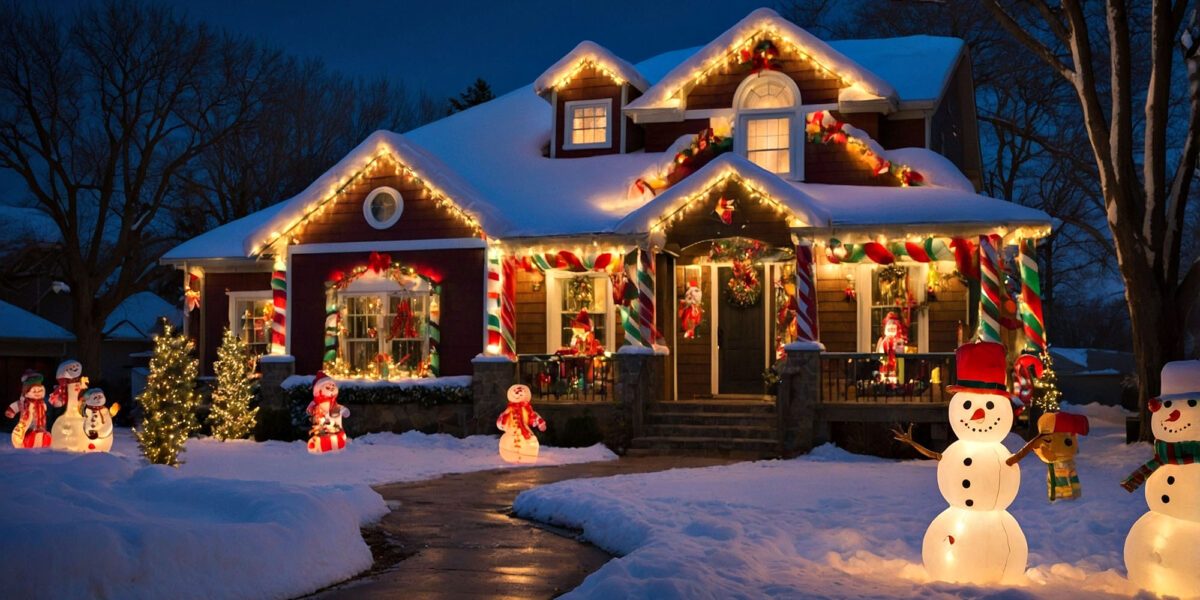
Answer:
[
  {"left": 486, "top": 248, "right": 502, "bottom": 354},
  {"left": 637, "top": 247, "right": 656, "bottom": 345},
  {"left": 499, "top": 257, "right": 517, "bottom": 359},
  {"left": 976, "top": 234, "right": 1002, "bottom": 343},
  {"left": 1017, "top": 238, "right": 1046, "bottom": 352},
  {"left": 270, "top": 258, "right": 287, "bottom": 355},
  {"left": 793, "top": 239, "right": 819, "bottom": 343}
]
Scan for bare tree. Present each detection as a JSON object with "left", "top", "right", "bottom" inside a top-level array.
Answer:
[
  {"left": 0, "top": 0, "right": 270, "bottom": 377},
  {"left": 983, "top": 1, "right": 1200, "bottom": 439}
]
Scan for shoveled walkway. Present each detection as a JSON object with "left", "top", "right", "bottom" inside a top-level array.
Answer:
[{"left": 315, "top": 456, "right": 732, "bottom": 599}]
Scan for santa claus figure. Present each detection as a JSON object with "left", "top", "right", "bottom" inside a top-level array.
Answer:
[
  {"left": 496, "top": 384, "right": 546, "bottom": 464},
  {"left": 875, "top": 311, "right": 908, "bottom": 384},
  {"left": 6, "top": 371, "right": 54, "bottom": 449},
  {"left": 81, "top": 388, "right": 120, "bottom": 453},
  {"left": 306, "top": 371, "right": 350, "bottom": 454},
  {"left": 568, "top": 309, "right": 604, "bottom": 356},
  {"left": 678, "top": 280, "right": 704, "bottom": 339}
]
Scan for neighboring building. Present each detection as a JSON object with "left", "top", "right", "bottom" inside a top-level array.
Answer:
[
  {"left": 1050, "top": 347, "right": 1135, "bottom": 409},
  {"left": 0, "top": 300, "right": 74, "bottom": 400},
  {"left": 163, "top": 9, "right": 1052, "bottom": 453}
]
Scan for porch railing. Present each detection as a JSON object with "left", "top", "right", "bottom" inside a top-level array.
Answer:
[
  {"left": 516, "top": 353, "right": 615, "bottom": 404},
  {"left": 819, "top": 352, "right": 956, "bottom": 404}
]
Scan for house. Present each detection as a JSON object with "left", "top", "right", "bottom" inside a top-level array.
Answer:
[
  {"left": 163, "top": 9, "right": 1052, "bottom": 454},
  {"left": 0, "top": 300, "right": 74, "bottom": 403}
]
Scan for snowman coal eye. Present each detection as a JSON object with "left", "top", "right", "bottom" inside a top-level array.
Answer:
[
  {"left": 1189, "top": 400, "right": 1197, "bottom": 408},
  {"left": 963, "top": 400, "right": 973, "bottom": 410},
  {"left": 1064, "top": 438, "right": 1073, "bottom": 446},
  {"left": 985, "top": 401, "right": 995, "bottom": 410},
  {"left": 1165, "top": 401, "right": 1173, "bottom": 408}
]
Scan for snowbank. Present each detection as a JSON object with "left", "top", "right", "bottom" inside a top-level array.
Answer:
[
  {"left": 0, "top": 449, "right": 386, "bottom": 600},
  {"left": 515, "top": 403, "right": 1146, "bottom": 599}
]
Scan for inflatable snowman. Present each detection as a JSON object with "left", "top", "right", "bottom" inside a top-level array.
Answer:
[
  {"left": 1121, "top": 359, "right": 1200, "bottom": 598},
  {"left": 496, "top": 384, "right": 546, "bottom": 464},
  {"left": 49, "top": 359, "right": 88, "bottom": 452},
  {"left": 306, "top": 371, "right": 350, "bottom": 454},
  {"left": 80, "top": 388, "right": 119, "bottom": 453},
  {"left": 6, "top": 371, "right": 53, "bottom": 448},
  {"left": 893, "top": 341, "right": 1027, "bottom": 585}
]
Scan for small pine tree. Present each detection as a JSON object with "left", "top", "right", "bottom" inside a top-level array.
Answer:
[
  {"left": 135, "top": 323, "right": 200, "bottom": 466},
  {"left": 447, "top": 78, "right": 494, "bottom": 113},
  {"left": 208, "top": 328, "right": 259, "bottom": 440},
  {"left": 1032, "top": 350, "right": 1063, "bottom": 412}
]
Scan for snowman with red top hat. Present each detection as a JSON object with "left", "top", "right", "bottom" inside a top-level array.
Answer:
[
  {"left": 306, "top": 371, "right": 350, "bottom": 454},
  {"left": 1121, "top": 360, "right": 1200, "bottom": 598},
  {"left": 893, "top": 341, "right": 1028, "bottom": 585}
]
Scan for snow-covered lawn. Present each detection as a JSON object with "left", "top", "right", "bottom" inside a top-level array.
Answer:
[
  {"left": 0, "top": 430, "right": 614, "bottom": 600},
  {"left": 515, "top": 403, "right": 1147, "bottom": 599}
]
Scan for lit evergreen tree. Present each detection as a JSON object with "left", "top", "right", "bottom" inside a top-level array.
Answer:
[
  {"left": 1033, "top": 350, "right": 1063, "bottom": 413},
  {"left": 207, "top": 328, "right": 259, "bottom": 440},
  {"left": 135, "top": 323, "right": 200, "bottom": 466}
]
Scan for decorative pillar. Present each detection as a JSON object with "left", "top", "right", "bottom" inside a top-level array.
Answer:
[
  {"left": 1017, "top": 238, "right": 1046, "bottom": 352},
  {"left": 322, "top": 301, "right": 339, "bottom": 366},
  {"left": 486, "top": 249, "right": 503, "bottom": 353},
  {"left": 637, "top": 247, "right": 656, "bottom": 346},
  {"left": 428, "top": 285, "right": 442, "bottom": 376},
  {"left": 500, "top": 257, "right": 517, "bottom": 359},
  {"left": 976, "top": 234, "right": 1002, "bottom": 343},
  {"left": 793, "top": 239, "right": 819, "bottom": 343},
  {"left": 271, "top": 259, "right": 287, "bottom": 355},
  {"left": 623, "top": 251, "right": 646, "bottom": 348}
]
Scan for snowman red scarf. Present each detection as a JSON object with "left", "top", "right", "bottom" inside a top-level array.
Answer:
[
  {"left": 47, "top": 376, "right": 80, "bottom": 409},
  {"left": 6, "top": 394, "right": 48, "bottom": 430},
  {"left": 1121, "top": 440, "right": 1200, "bottom": 492},
  {"left": 497, "top": 401, "right": 545, "bottom": 440}
]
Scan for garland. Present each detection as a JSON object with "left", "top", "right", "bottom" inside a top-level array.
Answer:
[
  {"left": 739, "top": 39, "right": 781, "bottom": 73},
  {"left": 285, "top": 382, "right": 471, "bottom": 438},
  {"left": 711, "top": 239, "right": 764, "bottom": 308},
  {"left": 633, "top": 128, "right": 733, "bottom": 196},
  {"left": 806, "top": 111, "right": 924, "bottom": 186}
]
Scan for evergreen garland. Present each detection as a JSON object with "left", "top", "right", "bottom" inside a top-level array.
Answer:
[
  {"left": 134, "top": 323, "right": 200, "bottom": 466},
  {"left": 207, "top": 329, "right": 259, "bottom": 440}
]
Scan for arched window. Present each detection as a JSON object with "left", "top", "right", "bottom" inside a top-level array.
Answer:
[{"left": 733, "top": 72, "right": 803, "bottom": 179}]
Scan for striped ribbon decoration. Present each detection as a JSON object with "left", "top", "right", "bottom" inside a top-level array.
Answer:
[
  {"left": 794, "top": 240, "right": 819, "bottom": 342},
  {"left": 499, "top": 258, "right": 517, "bottom": 359},
  {"left": 486, "top": 251, "right": 503, "bottom": 352},
  {"left": 428, "top": 285, "right": 441, "bottom": 376},
  {"left": 976, "top": 234, "right": 1003, "bottom": 343},
  {"left": 637, "top": 248, "right": 656, "bottom": 346},
  {"left": 622, "top": 253, "right": 646, "bottom": 347},
  {"left": 826, "top": 237, "right": 959, "bottom": 265},
  {"left": 322, "top": 301, "right": 339, "bottom": 365},
  {"left": 1018, "top": 238, "right": 1046, "bottom": 352},
  {"left": 271, "top": 267, "right": 287, "bottom": 354},
  {"left": 526, "top": 251, "right": 615, "bottom": 273}
]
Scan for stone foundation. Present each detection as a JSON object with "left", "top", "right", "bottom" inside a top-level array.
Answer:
[{"left": 342, "top": 403, "right": 473, "bottom": 437}]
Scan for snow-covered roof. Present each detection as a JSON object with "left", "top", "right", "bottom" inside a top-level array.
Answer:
[
  {"left": 0, "top": 300, "right": 74, "bottom": 342},
  {"left": 627, "top": 8, "right": 899, "bottom": 112},
  {"left": 163, "top": 203, "right": 286, "bottom": 261},
  {"left": 829, "top": 36, "right": 964, "bottom": 104},
  {"left": 534, "top": 40, "right": 651, "bottom": 96},
  {"left": 103, "top": 291, "right": 181, "bottom": 341},
  {"left": 794, "top": 183, "right": 1051, "bottom": 232}
]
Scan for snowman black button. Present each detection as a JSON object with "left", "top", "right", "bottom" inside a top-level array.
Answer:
[
  {"left": 962, "top": 479, "right": 971, "bottom": 488},
  {"left": 963, "top": 457, "right": 972, "bottom": 466},
  {"left": 965, "top": 499, "right": 974, "bottom": 507},
  {"left": 1167, "top": 476, "right": 1175, "bottom": 485},
  {"left": 1162, "top": 495, "right": 1170, "bottom": 504}
]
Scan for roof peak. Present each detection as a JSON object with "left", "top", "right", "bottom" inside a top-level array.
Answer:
[{"left": 533, "top": 40, "right": 650, "bottom": 97}]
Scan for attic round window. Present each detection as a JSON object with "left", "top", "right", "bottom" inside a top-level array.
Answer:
[{"left": 363, "top": 186, "right": 403, "bottom": 229}]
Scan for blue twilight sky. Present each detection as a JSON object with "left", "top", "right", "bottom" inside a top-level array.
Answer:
[{"left": 157, "top": 0, "right": 777, "bottom": 99}]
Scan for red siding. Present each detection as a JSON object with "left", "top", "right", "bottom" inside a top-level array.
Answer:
[
  {"left": 684, "top": 44, "right": 846, "bottom": 110},
  {"left": 200, "top": 271, "right": 273, "bottom": 376},
  {"left": 553, "top": 65, "right": 637, "bottom": 158},
  {"left": 289, "top": 249, "right": 484, "bottom": 377},
  {"left": 879, "top": 118, "right": 926, "bottom": 149},
  {"left": 643, "top": 119, "right": 711, "bottom": 152},
  {"left": 297, "top": 172, "right": 478, "bottom": 245}
]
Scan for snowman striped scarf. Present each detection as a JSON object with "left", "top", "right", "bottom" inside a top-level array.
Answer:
[{"left": 1121, "top": 440, "right": 1200, "bottom": 492}]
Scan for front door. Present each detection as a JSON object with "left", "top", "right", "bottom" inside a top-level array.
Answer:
[{"left": 717, "top": 265, "right": 766, "bottom": 394}]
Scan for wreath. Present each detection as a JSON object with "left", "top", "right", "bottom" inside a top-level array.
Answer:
[{"left": 711, "top": 239, "right": 765, "bottom": 308}]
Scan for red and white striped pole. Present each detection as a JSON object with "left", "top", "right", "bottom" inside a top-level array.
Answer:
[
  {"left": 637, "top": 248, "right": 655, "bottom": 346},
  {"left": 500, "top": 257, "right": 517, "bottom": 359},
  {"left": 271, "top": 259, "right": 287, "bottom": 354},
  {"left": 794, "top": 240, "right": 818, "bottom": 342}
]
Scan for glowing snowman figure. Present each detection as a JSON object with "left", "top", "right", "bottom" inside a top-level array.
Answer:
[
  {"left": 80, "top": 388, "right": 119, "bottom": 453},
  {"left": 894, "top": 342, "right": 1027, "bottom": 585},
  {"left": 496, "top": 384, "right": 546, "bottom": 464},
  {"left": 49, "top": 359, "right": 88, "bottom": 452},
  {"left": 1122, "top": 360, "right": 1200, "bottom": 599},
  {"left": 307, "top": 372, "right": 350, "bottom": 454}
]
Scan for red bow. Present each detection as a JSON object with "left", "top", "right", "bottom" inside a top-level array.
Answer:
[
  {"left": 367, "top": 251, "right": 392, "bottom": 274},
  {"left": 714, "top": 197, "right": 735, "bottom": 225}
]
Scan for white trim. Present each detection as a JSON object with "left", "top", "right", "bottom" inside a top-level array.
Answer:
[
  {"left": 550, "top": 89, "right": 558, "bottom": 159},
  {"left": 289, "top": 238, "right": 487, "bottom": 255},
  {"left": 562, "top": 98, "right": 614, "bottom": 150},
  {"left": 362, "top": 186, "right": 404, "bottom": 230},
  {"left": 732, "top": 72, "right": 804, "bottom": 181},
  {"left": 682, "top": 108, "right": 735, "bottom": 120},
  {"left": 619, "top": 85, "right": 628, "bottom": 154},
  {"left": 226, "top": 290, "right": 274, "bottom": 355},
  {"left": 544, "top": 270, "right": 616, "bottom": 352},
  {"left": 854, "top": 263, "right": 930, "bottom": 353},
  {"left": 482, "top": 249, "right": 492, "bottom": 353},
  {"left": 709, "top": 263, "right": 719, "bottom": 396}
]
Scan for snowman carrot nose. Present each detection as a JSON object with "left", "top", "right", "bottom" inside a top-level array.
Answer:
[
  {"left": 970, "top": 408, "right": 986, "bottom": 421},
  {"left": 1166, "top": 409, "right": 1181, "bottom": 422}
]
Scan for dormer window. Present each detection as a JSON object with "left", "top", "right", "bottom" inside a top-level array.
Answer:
[
  {"left": 733, "top": 72, "right": 803, "bottom": 179},
  {"left": 563, "top": 99, "right": 613, "bottom": 150}
]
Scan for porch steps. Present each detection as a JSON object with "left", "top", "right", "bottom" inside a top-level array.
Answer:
[{"left": 628, "top": 400, "right": 781, "bottom": 458}]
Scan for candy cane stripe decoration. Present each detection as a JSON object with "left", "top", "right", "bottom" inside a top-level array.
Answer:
[
  {"left": 637, "top": 248, "right": 655, "bottom": 346},
  {"left": 794, "top": 240, "right": 819, "bottom": 342},
  {"left": 428, "top": 285, "right": 441, "bottom": 376},
  {"left": 322, "top": 301, "right": 339, "bottom": 365},
  {"left": 500, "top": 257, "right": 517, "bottom": 359},
  {"left": 486, "top": 250, "right": 503, "bottom": 353},
  {"left": 1018, "top": 239, "right": 1046, "bottom": 352},
  {"left": 977, "top": 234, "right": 1003, "bottom": 343},
  {"left": 271, "top": 262, "right": 287, "bottom": 354},
  {"left": 623, "top": 254, "right": 646, "bottom": 347}
]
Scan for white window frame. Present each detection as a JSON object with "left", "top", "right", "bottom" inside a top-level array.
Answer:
[
  {"left": 563, "top": 98, "right": 614, "bottom": 150},
  {"left": 227, "top": 290, "right": 274, "bottom": 356},
  {"left": 732, "top": 71, "right": 804, "bottom": 180},
  {"left": 336, "top": 289, "right": 433, "bottom": 376},
  {"left": 854, "top": 263, "right": 929, "bottom": 353},
  {"left": 362, "top": 186, "right": 404, "bottom": 230},
  {"left": 545, "top": 270, "right": 616, "bottom": 352}
]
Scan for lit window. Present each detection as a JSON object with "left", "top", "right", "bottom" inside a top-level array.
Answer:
[
  {"left": 363, "top": 186, "right": 404, "bottom": 229},
  {"left": 338, "top": 291, "right": 434, "bottom": 377},
  {"left": 745, "top": 117, "right": 791, "bottom": 174},
  {"left": 548, "top": 272, "right": 611, "bottom": 351},
  {"left": 229, "top": 292, "right": 273, "bottom": 356},
  {"left": 741, "top": 81, "right": 794, "bottom": 110},
  {"left": 564, "top": 99, "right": 612, "bottom": 149}
]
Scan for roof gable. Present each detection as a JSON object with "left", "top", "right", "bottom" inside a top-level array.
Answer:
[
  {"left": 627, "top": 8, "right": 897, "bottom": 112},
  {"left": 0, "top": 300, "right": 74, "bottom": 342},
  {"left": 533, "top": 40, "right": 650, "bottom": 98}
]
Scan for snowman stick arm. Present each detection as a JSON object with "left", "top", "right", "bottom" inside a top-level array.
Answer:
[
  {"left": 1005, "top": 435, "right": 1045, "bottom": 466},
  {"left": 891, "top": 423, "right": 941, "bottom": 460}
]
